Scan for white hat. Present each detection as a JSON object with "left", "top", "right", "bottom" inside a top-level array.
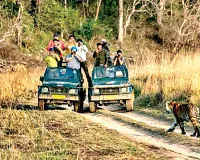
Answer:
[{"left": 101, "top": 39, "right": 106, "bottom": 42}]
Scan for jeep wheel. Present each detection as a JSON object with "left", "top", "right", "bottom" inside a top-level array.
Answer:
[
  {"left": 89, "top": 102, "right": 97, "bottom": 113},
  {"left": 126, "top": 92, "right": 134, "bottom": 111},
  {"left": 38, "top": 99, "right": 45, "bottom": 110},
  {"left": 74, "top": 101, "right": 83, "bottom": 113}
]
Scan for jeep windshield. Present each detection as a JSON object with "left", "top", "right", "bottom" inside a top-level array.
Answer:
[
  {"left": 44, "top": 67, "right": 79, "bottom": 81},
  {"left": 92, "top": 66, "right": 128, "bottom": 79}
]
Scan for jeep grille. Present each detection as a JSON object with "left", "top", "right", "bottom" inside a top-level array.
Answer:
[
  {"left": 101, "top": 88, "right": 119, "bottom": 95},
  {"left": 50, "top": 87, "right": 68, "bottom": 94}
]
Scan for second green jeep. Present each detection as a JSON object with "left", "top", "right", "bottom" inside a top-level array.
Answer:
[{"left": 88, "top": 65, "right": 134, "bottom": 112}]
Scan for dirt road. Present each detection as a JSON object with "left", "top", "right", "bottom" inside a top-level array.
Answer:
[{"left": 80, "top": 104, "right": 200, "bottom": 160}]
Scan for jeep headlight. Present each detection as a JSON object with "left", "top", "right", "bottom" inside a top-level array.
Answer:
[
  {"left": 41, "top": 87, "right": 49, "bottom": 93},
  {"left": 120, "top": 87, "right": 127, "bottom": 93},
  {"left": 68, "top": 89, "right": 77, "bottom": 95},
  {"left": 93, "top": 88, "right": 100, "bottom": 94}
]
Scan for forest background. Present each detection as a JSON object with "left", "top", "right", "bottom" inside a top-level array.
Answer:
[{"left": 1, "top": 0, "right": 200, "bottom": 108}]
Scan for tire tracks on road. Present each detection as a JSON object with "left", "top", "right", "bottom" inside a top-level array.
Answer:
[{"left": 81, "top": 110, "right": 200, "bottom": 160}]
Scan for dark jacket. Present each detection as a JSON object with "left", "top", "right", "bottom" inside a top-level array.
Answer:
[
  {"left": 93, "top": 49, "right": 108, "bottom": 67},
  {"left": 102, "top": 43, "right": 110, "bottom": 52}
]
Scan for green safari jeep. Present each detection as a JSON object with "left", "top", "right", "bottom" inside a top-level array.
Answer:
[
  {"left": 38, "top": 67, "right": 85, "bottom": 112},
  {"left": 88, "top": 65, "right": 134, "bottom": 112}
]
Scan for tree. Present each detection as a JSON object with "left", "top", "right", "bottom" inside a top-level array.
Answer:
[
  {"left": 156, "top": 0, "right": 166, "bottom": 26},
  {"left": 118, "top": 0, "right": 124, "bottom": 47},
  {"left": 0, "top": 1, "right": 23, "bottom": 45},
  {"left": 95, "top": 0, "right": 103, "bottom": 21}
]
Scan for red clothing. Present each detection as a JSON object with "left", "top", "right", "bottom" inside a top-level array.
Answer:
[{"left": 46, "top": 40, "right": 65, "bottom": 51}]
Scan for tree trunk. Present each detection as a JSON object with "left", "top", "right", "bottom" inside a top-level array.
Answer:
[
  {"left": 17, "top": 3, "right": 23, "bottom": 47},
  {"left": 86, "top": 0, "right": 89, "bottom": 17},
  {"left": 157, "top": 0, "right": 166, "bottom": 26},
  {"left": 123, "top": 2, "right": 136, "bottom": 37},
  {"left": 64, "top": 0, "right": 67, "bottom": 9},
  {"left": 95, "top": 0, "right": 102, "bottom": 21},
  {"left": 118, "top": 0, "right": 124, "bottom": 47}
]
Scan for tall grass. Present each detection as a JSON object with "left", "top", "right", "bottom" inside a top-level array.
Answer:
[
  {"left": 131, "top": 52, "right": 200, "bottom": 106},
  {"left": 0, "top": 67, "right": 44, "bottom": 106},
  {"left": 1, "top": 52, "right": 200, "bottom": 107}
]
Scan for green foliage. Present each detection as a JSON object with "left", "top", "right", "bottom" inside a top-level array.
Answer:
[
  {"left": 1, "top": 0, "right": 200, "bottom": 55},
  {"left": 0, "top": 0, "right": 20, "bottom": 18},
  {"left": 38, "top": 1, "right": 81, "bottom": 34},
  {"left": 80, "top": 19, "right": 95, "bottom": 40},
  {"left": 134, "top": 94, "right": 151, "bottom": 107},
  {"left": 74, "top": 19, "right": 115, "bottom": 41}
]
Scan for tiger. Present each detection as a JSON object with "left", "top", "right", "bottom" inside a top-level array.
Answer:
[{"left": 166, "top": 101, "right": 200, "bottom": 137}]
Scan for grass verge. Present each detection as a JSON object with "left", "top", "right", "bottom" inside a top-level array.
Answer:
[{"left": 0, "top": 108, "right": 173, "bottom": 160}]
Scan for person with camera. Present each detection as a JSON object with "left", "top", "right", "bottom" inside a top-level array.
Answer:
[
  {"left": 101, "top": 39, "right": 112, "bottom": 65},
  {"left": 101, "top": 39, "right": 110, "bottom": 52},
  {"left": 93, "top": 43, "right": 108, "bottom": 67},
  {"left": 50, "top": 38, "right": 64, "bottom": 67},
  {"left": 76, "top": 39, "right": 92, "bottom": 87},
  {"left": 66, "top": 46, "right": 82, "bottom": 70},
  {"left": 46, "top": 33, "right": 65, "bottom": 52},
  {"left": 43, "top": 48, "right": 60, "bottom": 68},
  {"left": 113, "top": 50, "right": 125, "bottom": 66},
  {"left": 65, "top": 35, "right": 76, "bottom": 56}
]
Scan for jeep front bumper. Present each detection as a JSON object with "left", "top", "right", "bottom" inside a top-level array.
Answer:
[
  {"left": 38, "top": 94, "right": 79, "bottom": 101},
  {"left": 90, "top": 93, "right": 132, "bottom": 101}
]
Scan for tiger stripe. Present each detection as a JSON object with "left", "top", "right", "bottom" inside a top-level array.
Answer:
[{"left": 166, "top": 101, "right": 200, "bottom": 137}]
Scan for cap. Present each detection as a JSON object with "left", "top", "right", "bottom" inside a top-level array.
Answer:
[
  {"left": 71, "top": 46, "right": 78, "bottom": 52},
  {"left": 53, "top": 33, "right": 59, "bottom": 37},
  {"left": 101, "top": 39, "right": 106, "bottom": 43}
]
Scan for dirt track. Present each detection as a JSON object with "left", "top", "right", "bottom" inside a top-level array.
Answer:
[
  {"left": 80, "top": 104, "right": 200, "bottom": 160},
  {"left": 37, "top": 100, "right": 200, "bottom": 160}
]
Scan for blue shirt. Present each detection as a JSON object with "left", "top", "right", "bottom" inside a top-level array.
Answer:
[{"left": 66, "top": 54, "right": 81, "bottom": 69}]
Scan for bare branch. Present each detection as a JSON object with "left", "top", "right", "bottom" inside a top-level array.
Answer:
[
  {"left": 123, "top": 0, "right": 150, "bottom": 36},
  {"left": 0, "top": 2, "right": 23, "bottom": 43}
]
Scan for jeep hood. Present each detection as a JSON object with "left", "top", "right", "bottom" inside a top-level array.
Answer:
[
  {"left": 42, "top": 80, "right": 79, "bottom": 88},
  {"left": 92, "top": 78, "right": 129, "bottom": 86}
]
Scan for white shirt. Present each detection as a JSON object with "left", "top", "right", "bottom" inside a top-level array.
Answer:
[{"left": 77, "top": 45, "right": 88, "bottom": 61}]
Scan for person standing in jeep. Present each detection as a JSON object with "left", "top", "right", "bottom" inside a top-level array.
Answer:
[
  {"left": 76, "top": 39, "right": 92, "bottom": 87},
  {"left": 101, "top": 39, "right": 110, "bottom": 53},
  {"left": 101, "top": 39, "right": 112, "bottom": 66},
  {"left": 65, "top": 35, "right": 76, "bottom": 56},
  {"left": 65, "top": 46, "right": 82, "bottom": 70},
  {"left": 46, "top": 33, "right": 65, "bottom": 52},
  {"left": 113, "top": 50, "right": 125, "bottom": 66},
  {"left": 93, "top": 43, "right": 108, "bottom": 67}
]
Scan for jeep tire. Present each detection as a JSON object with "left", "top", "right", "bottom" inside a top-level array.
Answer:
[
  {"left": 126, "top": 92, "right": 134, "bottom": 111},
  {"left": 74, "top": 101, "right": 83, "bottom": 113},
  {"left": 89, "top": 102, "right": 97, "bottom": 113},
  {"left": 38, "top": 99, "right": 45, "bottom": 110}
]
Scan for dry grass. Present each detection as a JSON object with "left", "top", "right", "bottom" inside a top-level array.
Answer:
[
  {"left": 1, "top": 51, "right": 200, "bottom": 107},
  {"left": 0, "top": 109, "right": 170, "bottom": 160},
  {"left": 130, "top": 52, "right": 200, "bottom": 106},
  {"left": 0, "top": 67, "right": 44, "bottom": 106}
]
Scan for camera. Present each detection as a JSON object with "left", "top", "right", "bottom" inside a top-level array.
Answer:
[{"left": 72, "top": 51, "right": 76, "bottom": 55}]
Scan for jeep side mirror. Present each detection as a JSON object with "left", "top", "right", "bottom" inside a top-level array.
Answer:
[{"left": 40, "top": 76, "right": 44, "bottom": 82}]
